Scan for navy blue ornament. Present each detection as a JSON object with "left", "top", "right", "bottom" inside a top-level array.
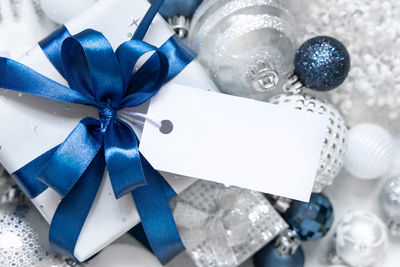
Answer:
[
  {"left": 253, "top": 241, "right": 305, "bottom": 267},
  {"left": 284, "top": 193, "right": 334, "bottom": 241},
  {"left": 294, "top": 36, "right": 350, "bottom": 91},
  {"left": 158, "top": 0, "right": 202, "bottom": 18}
]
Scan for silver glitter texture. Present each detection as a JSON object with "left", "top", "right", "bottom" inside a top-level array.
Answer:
[
  {"left": 0, "top": 203, "right": 79, "bottom": 267},
  {"left": 170, "top": 180, "right": 287, "bottom": 267},
  {"left": 380, "top": 176, "right": 400, "bottom": 235},
  {"left": 269, "top": 94, "right": 347, "bottom": 192},
  {"left": 188, "top": 0, "right": 296, "bottom": 101}
]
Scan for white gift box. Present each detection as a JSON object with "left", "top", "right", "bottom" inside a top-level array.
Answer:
[{"left": 0, "top": 0, "right": 217, "bottom": 261}]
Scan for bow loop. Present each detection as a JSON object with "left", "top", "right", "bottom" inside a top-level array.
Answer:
[
  {"left": 61, "top": 29, "right": 124, "bottom": 107},
  {"left": 117, "top": 40, "right": 169, "bottom": 108}
]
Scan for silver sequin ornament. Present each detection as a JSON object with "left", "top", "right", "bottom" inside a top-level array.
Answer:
[
  {"left": 334, "top": 210, "right": 388, "bottom": 267},
  {"left": 189, "top": 0, "right": 297, "bottom": 101},
  {"left": 170, "top": 180, "right": 288, "bottom": 267},
  {"left": 269, "top": 94, "right": 347, "bottom": 192},
  {"left": 380, "top": 176, "right": 400, "bottom": 235},
  {"left": 0, "top": 203, "right": 79, "bottom": 267}
]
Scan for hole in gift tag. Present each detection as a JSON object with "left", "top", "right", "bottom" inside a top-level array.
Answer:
[{"left": 160, "top": 120, "right": 173, "bottom": 134}]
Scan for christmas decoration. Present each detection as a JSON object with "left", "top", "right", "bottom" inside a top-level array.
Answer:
[
  {"left": 293, "top": 36, "right": 350, "bottom": 91},
  {"left": 380, "top": 176, "right": 400, "bottom": 236},
  {"left": 0, "top": 0, "right": 218, "bottom": 262},
  {"left": 158, "top": 0, "right": 202, "bottom": 38},
  {"left": 40, "top": 0, "right": 97, "bottom": 24},
  {"left": 334, "top": 210, "right": 388, "bottom": 267},
  {"left": 269, "top": 94, "right": 347, "bottom": 192},
  {"left": 281, "top": 0, "right": 400, "bottom": 130},
  {"left": 284, "top": 193, "right": 334, "bottom": 241},
  {"left": 0, "top": 203, "right": 78, "bottom": 267},
  {"left": 189, "top": 0, "right": 297, "bottom": 101},
  {"left": 170, "top": 180, "right": 288, "bottom": 267},
  {"left": 254, "top": 229, "right": 304, "bottom": 267},
  {"left": 344, "top": 123, "right": 395, "bottom": 180},
  {"left": 86, "top": 243, "right": 162, "bottom": 267}
]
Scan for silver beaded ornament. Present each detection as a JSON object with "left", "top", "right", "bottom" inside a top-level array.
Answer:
[
  {"left": 269, "top": 94, "right": 347, "bottom": 192},
  {"left": 380, "top": 176, "right": 400, "bottom": 235}
]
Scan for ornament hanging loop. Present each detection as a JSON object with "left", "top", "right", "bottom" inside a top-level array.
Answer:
[
  {"left": 275, "top": 229, "right": 301, "bottom": 255},
  {"left": 283, "top": 74, "right": 303, "bottom": 94}
]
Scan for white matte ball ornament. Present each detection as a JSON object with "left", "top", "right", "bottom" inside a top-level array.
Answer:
[
  {"left": 345, "top": 123, "right": 395, "bottom": 180},
  {"left": 269, "top": 94, "right": 347, "bottom": 192},
  {"left": 86, "top": 243, "right": 162, "bottom": 267},
  {"left": 334, "top": 210, "right": 388, "bottom": 267},
  {"left": 40, "top": 0, "right": 97, "bottom": 24}
]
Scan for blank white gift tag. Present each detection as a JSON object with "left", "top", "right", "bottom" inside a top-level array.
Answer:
[{"left": 139, "top": 84, "right": 328, "bottom": 201}]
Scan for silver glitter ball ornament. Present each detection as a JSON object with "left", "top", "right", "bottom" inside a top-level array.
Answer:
[
  {"left": 0, "top": 203, "right": 78, "bottom": 267},
  {"left": 334, "top": 210, "right": 388, "bottom": 267},
  {"left": 189, "top": 0, "right": 297, "bottom": 101},
  {"left": 380, "top": 176, "right": 400, "bottom": 235},
  {"left": 269, "top": 94, "right": 347, "bottom": 192}
]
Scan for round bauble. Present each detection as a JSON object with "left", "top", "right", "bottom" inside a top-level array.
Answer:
[
  {"left": 40, "top": 0, "right": 97, "bottom": 24},
  {"left": 380, "top": 176, "right": 400, "bottom": 235},
  {"left": 284, "top": 193, "right": 334, "bottom": 241},
  {"left": 334, "top": 210, "right": 387, "bottom": 267},
  {"left": 344, "top": 123, "right": 395, "bottom": 180},
  {"left": 295, "top": 36, "right": 350, "bottom": 91},
  {"left": 269, "top": 94, "right": 347, "bottom": 192},
  {"left": 253, "top": 241, "right": 304, "bottom": 267},
  {"left": 189, "top": 0, "right": 296, "bottom": 101},
  {"left": 86, "top": 243, "right": 162, "bottom": 267}
]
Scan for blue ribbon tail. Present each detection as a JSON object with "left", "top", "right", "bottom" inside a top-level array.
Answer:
[
  {"left": 131, "top": 155, "right": 184, "bottom": 264},
  {"left": 12, "top": 146, "right": 58, "bottom": 199},
  {"left": 49, "top": 149, "right": 106, "bottom": 258},
  {"left": 38, "top": 118, "right": 102, "bottom": 197},
  {"left": 104, "top": 118, "right": 146, "bottom": 199}
]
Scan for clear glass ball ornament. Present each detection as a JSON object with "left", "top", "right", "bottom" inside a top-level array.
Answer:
[
  {"left": 334, "top": 210, "right": 388, "bottom": 267},
  {"left": 269, "top": 94, "right": 347, "bottom": 192},
  {"left": 380, "top": 176, "right": 400, "bottom": 235},
  {"left": 189, "top": 0, "right": 297, "bottom": 101},
  {"left": 344, "top": 123, "right": 395, "bottom": 180}
]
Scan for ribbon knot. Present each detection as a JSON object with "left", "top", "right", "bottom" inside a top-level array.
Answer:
[{"left": 1, "top": 0, "right": 196, "bottom": 263}]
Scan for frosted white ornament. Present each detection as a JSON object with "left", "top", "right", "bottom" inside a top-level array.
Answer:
[
  {"left": 86, "top": 243, "right": 162, "bottom": 267},
  {"left": 334, "top": 210, "right": 388, "bottom": 267},
  {"left": 344, "top": 123, "right": 395, "bottom": 180},
  {"left": 269, "top": 94, "right": 347, "bottom": 192},
  {"left": 40, "top": 0, "right": 97, "bottom": 24},
  {"left": 189, "top": 0, "right": 297, "bottom": 101}
]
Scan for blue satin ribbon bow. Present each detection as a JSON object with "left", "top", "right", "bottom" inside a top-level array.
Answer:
[{"left": 0, "top": 0, "right": 194, "bottom": 264}]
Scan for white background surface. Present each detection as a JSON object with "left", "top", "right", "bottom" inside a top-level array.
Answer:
[{"left": 0, "top": 0, "right": 399, "bottom": 266}]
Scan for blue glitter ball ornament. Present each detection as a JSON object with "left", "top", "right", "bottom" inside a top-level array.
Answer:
[
  {"left": 294, "top": 36, "right": 350, "bottom": 91},
  {"left": 158, "top": 0, "right": 202, "bottom": 18},
  {"left": 253, "top": 241, "right": 305, "bottom": 267},
  {"left": 284, "top": 193, "right": 334, "bottom": 241}
]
